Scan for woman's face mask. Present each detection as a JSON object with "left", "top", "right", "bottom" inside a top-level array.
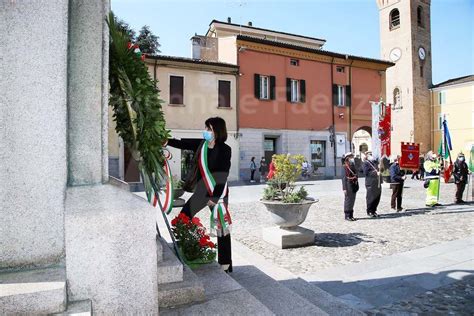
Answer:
[
  {"left": 349, "top": 158, "right": 355, "bottom": 164},
  {"left": 367, "top": 155, "right": 373, "bottom": 161},
  {"left": 202, "top": 130, "right": 214, "bottom": 141},
  {"left": 459, "top": 157, "right": 465, "bottom": 162}
]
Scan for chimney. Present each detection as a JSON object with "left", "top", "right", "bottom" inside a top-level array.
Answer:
[
  {"left": 227, "top": 17, "right": 231, "bottom": 23},
  {"left": 248, "top": 21, "right": 252, "bottom": 26}
]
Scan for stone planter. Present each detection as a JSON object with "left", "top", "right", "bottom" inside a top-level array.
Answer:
[
  {"left": 260, "top": 199, "right": 317, "bottom": 228},
  {"left": 260, "top": 199, "right": 318, "bottom": 249}
]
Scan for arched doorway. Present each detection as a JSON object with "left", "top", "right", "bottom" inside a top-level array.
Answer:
[{"left": 352, "top": 126, "right": 372, "bottom": 158}]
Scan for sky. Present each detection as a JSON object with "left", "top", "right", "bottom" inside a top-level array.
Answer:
[{"left": 112, "top": 0, "right": 473, "bottom": 84}]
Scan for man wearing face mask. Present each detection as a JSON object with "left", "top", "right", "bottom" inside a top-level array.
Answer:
[
  {"left": 453, "top": 152, "right": 470, "bottom": 204},
  {"left": 342, "top": 152, "right": 359, "bottom": 221},
  {"left": 423, "top": 151, "right": 441, "bottom": 207},
  {"left": 363, "top": 152, "right": 381, "bottom": 218},
  {"left": 390, "top": 155, "right": 406, "bottom": 212}
]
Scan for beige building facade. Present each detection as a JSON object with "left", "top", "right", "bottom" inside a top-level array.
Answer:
[
  {"left": 431, "top": 75, "right": 474, "bottom": 158},
  {"left": 108, "top": 56, "right": 240, "bottom": 182},
  {"left": 377, "top": 0, "right": 432, "bottom": 154}
]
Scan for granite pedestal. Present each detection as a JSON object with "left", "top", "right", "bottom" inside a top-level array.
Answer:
[{"left": 262, "top": 226, "right": 315, "bottom": 249}]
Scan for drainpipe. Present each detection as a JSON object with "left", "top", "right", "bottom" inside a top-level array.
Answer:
[
  {"left": 348, "top": 57, "right": 354, "bottom": 153},
  {"left": 153, "top": 59, "right": 157, "bottom": 81},
  {"left": 330, "top": 57, "right": 337, "bottom": 177}
]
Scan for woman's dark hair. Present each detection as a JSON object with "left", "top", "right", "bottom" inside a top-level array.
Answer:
[
  {"left": 251, "top": 157, "right": 255, "bottom": 161},
  {"left": 205, "top": 117, "right": 227, "bottom": 143}
]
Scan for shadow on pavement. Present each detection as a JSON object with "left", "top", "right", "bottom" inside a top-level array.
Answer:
[{"left": 314, "top": 232, "right": 373, "bottom": 248}]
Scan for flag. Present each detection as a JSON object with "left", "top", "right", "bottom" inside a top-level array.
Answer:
[{"left": 438, "top": 119, "right": 453, "bottom": 182}]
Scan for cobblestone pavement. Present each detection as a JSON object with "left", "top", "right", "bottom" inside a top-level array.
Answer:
[
  {"left": 366, "top": 275, "right": 474, "bottom": 315},
  {"left": 195, "top": 178, "right": 473, "bottom": 275}
]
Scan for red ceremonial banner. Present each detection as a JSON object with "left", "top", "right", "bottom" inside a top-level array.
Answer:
[
  {"left": 379, "top": 105, "right": 391, "bottom": 157},
  {"left": 400, "top": 142, "right": 420, "bottom": 170}
]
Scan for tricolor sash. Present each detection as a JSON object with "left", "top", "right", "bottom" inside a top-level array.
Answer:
[
  {"left": 148, "top": 149, "right": 174, "bottom": 214},
  {"left": 198, "top": 141, "right": 232, "bottom": 237}
]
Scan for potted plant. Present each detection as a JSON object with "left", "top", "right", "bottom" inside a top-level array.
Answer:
[
  {"left": 260, "top": 154, "right": 318, "bottom": 248},
  {"left": 171, "top": 213, "right": 216, "bottom": 268}
]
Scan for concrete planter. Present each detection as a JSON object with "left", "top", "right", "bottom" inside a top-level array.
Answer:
[{"left": 260, "top": 199, "right": 317, "bottom": 228}]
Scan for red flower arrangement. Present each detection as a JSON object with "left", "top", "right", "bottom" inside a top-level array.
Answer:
[{"left": 171, "top": 213, "right": 216, "bottom": 265}]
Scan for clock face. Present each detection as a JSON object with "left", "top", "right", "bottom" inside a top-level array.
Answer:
[
  {"left": 389, "top": 48, "right": 402, "bottom": 62},
  {"left": 418, "top": 47, "right": 426, "bottom": 60}
]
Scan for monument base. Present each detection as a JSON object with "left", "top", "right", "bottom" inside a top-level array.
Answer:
[{"left": 262, "top": 226, "right": 315, "bottom": 249}]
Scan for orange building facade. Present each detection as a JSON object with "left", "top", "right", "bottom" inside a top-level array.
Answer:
[{"left": 234, "top": 36, "right": 392, "bottom": 178}]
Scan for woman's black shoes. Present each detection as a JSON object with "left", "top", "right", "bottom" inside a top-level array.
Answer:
[{"left": 345, "top": 217, "right": 357, "bottom": 221}]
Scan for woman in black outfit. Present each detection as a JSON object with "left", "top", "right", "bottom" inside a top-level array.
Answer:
[{"left": 165, "top": 117, "right": 233, "bottom": 272}]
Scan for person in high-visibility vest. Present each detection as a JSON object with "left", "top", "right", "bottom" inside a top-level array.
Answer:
[{"left": 424, "top": 151, "right": 441, "bottom": 207}]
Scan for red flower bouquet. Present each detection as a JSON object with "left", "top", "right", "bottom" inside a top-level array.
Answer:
[{"left": 171, "top": 213, "right": 216, "bottom": 267}]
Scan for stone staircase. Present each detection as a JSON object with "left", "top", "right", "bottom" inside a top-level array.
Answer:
[
  {"left": 0, "top": 265, "right": 93, "bottom": 315},
  {"left": 156, "top": 237, "right": 206, "bottom": 308},
  {"left": 159, "top": 239, "right": 364, "bottom": 315}
]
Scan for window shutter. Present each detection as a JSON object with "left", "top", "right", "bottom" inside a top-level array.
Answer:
[
  {"left": 300, "top": 80, "right": 306, "bottom": 103},
  {"left": 286, "top": 78, "right": 291, "bottom": 102},
  {"left": 346, "top": 85, "right": 351, "bottom": 106},
  {"left": 218, "top": 80, "right": 231, "bottom": 107},
  {"left": 332, "top": 84, "right": 338, "bottom": 106},
  {"left": 254, "top": 74, "right": 260, "bottom": 99},
  {"left": 170, "top": 76, "right": 184, "bottom": 104},
  {"left": 270, "top": 76, "right": 276, "bottom": 100}
]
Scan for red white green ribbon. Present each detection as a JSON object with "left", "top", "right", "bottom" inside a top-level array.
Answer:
[
  {"left": 198, "top": 141, "right": 232, "bottom": 236},
  {"left": 148, "top": 149, "right": 174, "bottom": 214}
]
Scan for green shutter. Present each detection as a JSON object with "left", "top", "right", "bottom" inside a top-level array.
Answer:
[
  {"left": 286, "top": 78, "right": 291, "bottom": 102},
  {"left": 300, "top": 80, "right": 306, "bottom": 103},
  {"left": 346, "top": 85, "right": 351, "bottom": 106},
  {"left": 254, "top": 74, "right": 260, "bottom": 99},
  {"left": 270, "top": 76, "right": 276, "bottom": 100}
]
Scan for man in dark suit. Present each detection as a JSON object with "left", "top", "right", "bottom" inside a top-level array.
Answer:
[{"left": 390, "top": 155, "right": 406, "bottom": 212}]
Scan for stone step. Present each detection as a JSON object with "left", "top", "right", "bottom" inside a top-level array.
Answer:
[
  {"left": 231, "top": 265, "right": 328, "bottom": 315},
  {"left": 161, "top": 263, "right": 272, "bottom": 315},
  {"left": 53, "top": 299, "right": 92, "bottom": 315},
  {"left": 157, "top": 238, "right": 183, "bottom": 284},
  {"left": 158, "top": 264, "right": 205, "bottom": 308},
  {"left": 280, "top": 278, "right": 365, "bottom": 315},
  {"left": 231, "top": 239, "right": 363, "bottom": 315},
  {"left": 0, "top": 265, "right": 66, "bottom": 314}
]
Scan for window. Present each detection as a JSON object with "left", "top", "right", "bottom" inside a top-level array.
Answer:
[
  {"left": 336, "top": 66, "right": 345, "bottom": 73},
  {"left": 438, "top": 114, "right": 444, "bottom": 130},
  {"left": 291, "top": 80, "right": 299, "bottom": 102},
  {"left": 169, "top": 75, "right": 184, "bottom": 104},
  {"left": 337, "top": 85, "right": 345, "bottom": 106},
  {"left": 393, "top": 87, "right": 402, "bottom": 109},
  {"left": 290, "top": 59, "right": 299, "bottom": 66},
  {"left": 254, "top": 74, "right": 275, "bottom": 100},
  {"left": 218, "top": 80, "right": 231, "bottom": 108},
  {"left": 439, "top": 91, "right": 446, "bottom": 105},
  {"left": 260, "top": 76, "right": 269, "bottom": 99},
  {"left": 310, "top": 140, "right": 326, "bottom": 167},
  {"left": 417, "top": 6, "right": 423, "bottom": 27},
  {"left": 332, "top": 84, "right": 350, "bottom": 107},
  {"left": 390, "top": 9, "right": 400, "bottom": 30},
  {"left": 286, "top": 78, "right": 306, "bottom": 103}
]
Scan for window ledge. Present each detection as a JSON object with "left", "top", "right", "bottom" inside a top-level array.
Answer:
[
  {"left": 217, "top": 107, "right": 233, "bottom": 110},
  {"left": 390, "top": 25, "right": 400, "bottom": 31},
  {"left": 168, "top": 103, "right": 185, "bottom": 107}
]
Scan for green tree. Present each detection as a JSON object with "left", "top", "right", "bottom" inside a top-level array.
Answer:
[
  {"left": 115, "top": 18, "right": 136, "bottom": 41},
  {"left": 136, "top": 25, "right": 161, "bottom": 55}
]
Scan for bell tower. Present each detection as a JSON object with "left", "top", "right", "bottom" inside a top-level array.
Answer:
[{"left": 377, "top": 0, "right": 432, "bottom": 154}]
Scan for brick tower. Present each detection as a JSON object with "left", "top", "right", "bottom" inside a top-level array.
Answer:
[{"left": 377, "top": 0, "right": 432, "bottom": 154}]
